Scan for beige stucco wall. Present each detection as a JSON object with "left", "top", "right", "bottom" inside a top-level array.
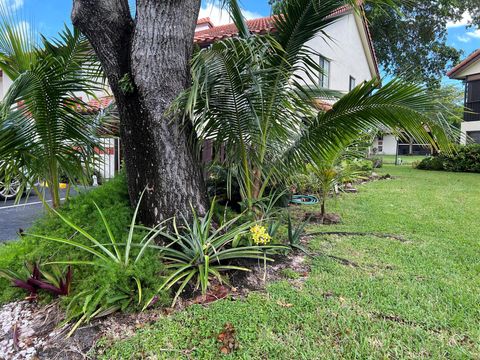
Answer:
[{"left": 460, "top": 121, "right": 480, "bottom": 144}]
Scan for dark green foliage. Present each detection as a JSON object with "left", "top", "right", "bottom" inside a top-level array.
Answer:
[
  {"left": 416, "top": 145, "right": 480, "bottom": 173},
  {"left": 287, "top": 211, "right": 309, "bottom": 254},
  {"left": 0, "top": 174, "right": 132, "bottom": 304},
  {"left": 416, "top": 156, "right": 446, "bottom": 171}
]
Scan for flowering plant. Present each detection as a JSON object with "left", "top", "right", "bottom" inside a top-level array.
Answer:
[{"left": 250, "top": 225, "right": 272, "bottom": 245}]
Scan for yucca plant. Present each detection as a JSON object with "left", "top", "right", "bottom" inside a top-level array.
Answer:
[
  {"left": 144, "top": 201, "right": 285, "bottom": 308},
  {"left": 0, "top": 8, "right": 103, "bottom": 208},
  {"left": 178, "top": 0, "right": 455, "bottom": 212}
]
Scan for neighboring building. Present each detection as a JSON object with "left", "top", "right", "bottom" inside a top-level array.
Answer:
[
  {"left": 448, "top": 49, "right": 480, "bottom": 144},
  {"left": 371, "top": 132, "right": 432, "bottom": 156}
]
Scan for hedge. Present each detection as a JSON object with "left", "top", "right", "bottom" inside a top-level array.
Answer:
[{"left": 416, "top": 144, "right": 480, "bottom": 173}]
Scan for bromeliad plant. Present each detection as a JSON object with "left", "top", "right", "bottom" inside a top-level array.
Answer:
[{"left": 145, "top": 201, "right": 284, "bottom": 308}]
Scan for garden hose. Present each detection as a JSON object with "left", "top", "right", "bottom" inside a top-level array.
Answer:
[{"left": 290, "top": 194, "right": 319, "bottom": 205}]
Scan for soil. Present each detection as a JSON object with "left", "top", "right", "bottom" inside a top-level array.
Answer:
[{"left": 305, "top": 212, "right": 342, "bottom": 225}]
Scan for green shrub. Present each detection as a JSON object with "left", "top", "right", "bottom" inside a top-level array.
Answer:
[
  {"left": 0, "top": 174, "right": 132, "bottom": 304},
  {"left": 416, "top": 145, "right": 480, "bottom": 173},
  {"left": 30, "top": 189, "right": 172, "bottom": 335},
  {"left": 417, "top": 156, "right": 445, "bottom": 171}
]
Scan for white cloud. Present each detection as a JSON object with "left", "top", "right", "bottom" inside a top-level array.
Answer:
[
  {"left": 466, "top": 29, "right": 480, "bottom": 39},
  {"left": 0, "top": 0, "right": 24, "bottom": 11},
  {"left": 198, "top": 1, "right": 262, "bottom": 26},
  {"left": 457, "top": 35, "right": 471, "bottom": 43},
  {"left": 447, "top": 11, "right": 472, "bottom": 28}
]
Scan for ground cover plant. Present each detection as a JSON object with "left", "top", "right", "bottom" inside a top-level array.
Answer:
[
  {"left": 95, "top": 166, "right": 480, "bottom": 359},
  {"left": 0, "top": 174, "right": 133, "bottom": 304}
]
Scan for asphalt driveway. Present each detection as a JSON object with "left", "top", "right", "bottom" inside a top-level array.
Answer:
[{"left": 0, "top": 188, "right": 88, "bottom": 242}]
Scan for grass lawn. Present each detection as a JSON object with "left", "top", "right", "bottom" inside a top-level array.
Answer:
[
  {"left": 96, "top": 166, "right": 480, "bottom": 359},
  {"left": 379, "top": 154, "right": 427, "bottom": 165}
]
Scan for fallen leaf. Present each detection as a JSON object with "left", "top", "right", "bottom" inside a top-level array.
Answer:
[{"left": 276, "top": 300, "right": 294, "bottom": 308}]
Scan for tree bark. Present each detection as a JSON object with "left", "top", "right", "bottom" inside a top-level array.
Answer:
[{"left": 72, "top": 0, "right": 208, "bottom": 226}]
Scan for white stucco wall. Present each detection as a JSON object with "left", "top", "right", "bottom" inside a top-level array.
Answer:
[
  {"left": 460, "top": 121, "right": 480, "bottom": 144},
  {"left": 299, "top": 12, "right": 375, "bottom": 92},
  {"left": 371, "top": 135, "right": 397, "bottom": 155},
  {"left": 0, "top": 74, "right": 12, "bottom": 99},
  {"left": 195, "top": 23, "right": 211, "bottom": 32}
]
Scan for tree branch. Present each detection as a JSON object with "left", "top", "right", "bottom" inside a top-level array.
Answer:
[{"left": 71, "top": 0, "right": 134, "bottom": 83}]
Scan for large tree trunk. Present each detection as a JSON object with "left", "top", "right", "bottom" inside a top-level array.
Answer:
[{"left": 72, "top": 0, "right": 208, "bottom": 226}]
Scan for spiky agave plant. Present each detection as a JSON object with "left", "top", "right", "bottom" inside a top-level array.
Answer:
[{"left": 144, "top": 200, "right": 286, "bottom": 308}]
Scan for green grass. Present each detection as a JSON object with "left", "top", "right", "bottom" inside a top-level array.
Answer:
[
  {"left": 379, "top": 154, "right": 427, "bottom": 165},
  {"left": 96, "top": 166, "right": 480, "bottom": 359}
]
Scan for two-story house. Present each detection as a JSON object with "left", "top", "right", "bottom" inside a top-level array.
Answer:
[{"left": 448, "top": 49, "right": 480, "bottom": 144}]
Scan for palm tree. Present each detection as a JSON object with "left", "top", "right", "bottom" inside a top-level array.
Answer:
[
  {"left": 0, "top": 13, "right": 103, "bottom": 208},
  {"left": 178, "top": 0, "right": 454, "bottom": 212}
]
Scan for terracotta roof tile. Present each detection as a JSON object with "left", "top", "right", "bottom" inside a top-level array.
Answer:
[
  {"left": 197, "top": 17, "right": 214, "bottom": 28},
  {"left": 194, "top": 16, "right": 277, "bottom": 46}
]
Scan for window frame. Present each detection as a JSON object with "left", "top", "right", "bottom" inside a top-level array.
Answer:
[
  {"left": 349, "top": 76, "right": 356, "bottom": 91},
  {"left": 319, "top": 55, "right": 330, "bottom": 89}
]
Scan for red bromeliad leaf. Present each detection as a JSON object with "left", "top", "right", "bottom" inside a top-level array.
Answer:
[
  {"left": 12, "top": 279, "right": 37, "bottom": 294},
  {"left": 29, "top": 278, "right": 67, "bottom": 296}
]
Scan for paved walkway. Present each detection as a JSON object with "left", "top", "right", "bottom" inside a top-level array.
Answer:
[{"left": 0, "top": 188, "right": 87, "bottom": 242}]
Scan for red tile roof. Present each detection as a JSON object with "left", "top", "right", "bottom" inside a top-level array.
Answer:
[
  {"left": 194, "top": 16, "right": 277, "bottom": 46},
  {"left": 79, "top": 96, "right": 114, "bottom": 113},
  {"left": 447, "top": 49, "right": 480, "bottom": 79},
  {"left": 88, "top": 96, "right": 114, "bottom": 110}
]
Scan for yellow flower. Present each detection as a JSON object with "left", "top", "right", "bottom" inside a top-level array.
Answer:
[{"left": 250, "top": 225, "right": 272, "bottom": 245}]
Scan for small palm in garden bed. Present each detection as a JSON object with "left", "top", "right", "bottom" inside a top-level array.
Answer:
[
  {"left": 143, "top": 201, "right": 287, "bottom": 308},
  {"left": 0, "top": 262, "right": 72, "bottom": 301}
]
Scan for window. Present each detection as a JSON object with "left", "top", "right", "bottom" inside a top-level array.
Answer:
[
  {"left": 465, "top": 80, "right": 480, "bottom": 121},
  {"left": 467, "top": 131, "right": 480, "bottom": 144},
  {"left": 349, "top": 76, "right": 356, "bottom": 91},
  {"left": 319, "top": 56, "right": 330, "bottom": 88}
]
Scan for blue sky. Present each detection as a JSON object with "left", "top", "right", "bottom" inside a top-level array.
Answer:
[{"left": 8, "top": 0, "right": 480, "bottom": 84}]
